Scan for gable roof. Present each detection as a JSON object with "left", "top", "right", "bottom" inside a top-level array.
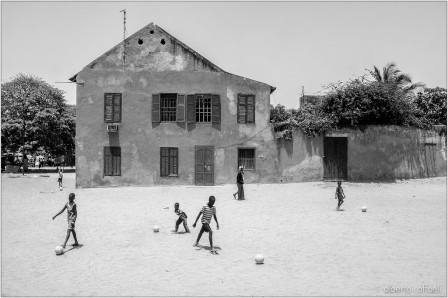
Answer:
[{"left": 69, "top": 22, "right": 275, "bottom": 93}]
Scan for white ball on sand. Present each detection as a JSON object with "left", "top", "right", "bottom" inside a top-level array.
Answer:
[
  {"left": 362, "top": 206, "right": 367, "bottom": 212},
  {"left": 153, "top": 226, "right": 159, "bottom": 232},
  {"left": 59, "top": 187, "right": 63, "bottom": 191},
  {"left": 55, "top": 245, "right": 63, "bottom": 255},
  {"left": 255, "top": 254, "right": 264, "bottom": 264}
]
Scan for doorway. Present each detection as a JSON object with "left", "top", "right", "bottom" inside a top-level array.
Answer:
[
  {"left": 323, "top": 137, "right": 348, "bottom": 181},
  {"left": 195, "top": 146, "right": 214, "bottom": 185}
]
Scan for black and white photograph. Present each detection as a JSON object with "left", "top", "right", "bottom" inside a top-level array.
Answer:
[{"left": 1, "top": 1, "right": 446, "bottom": 296}]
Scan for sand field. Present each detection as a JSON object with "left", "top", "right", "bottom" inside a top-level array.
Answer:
[{"left": 1, "top": 173, "right": 446, "bottom": 296}]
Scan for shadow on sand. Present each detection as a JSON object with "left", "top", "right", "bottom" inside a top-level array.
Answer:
[{"left": 59, "top": 244, "right": 84, "bottom": 255}]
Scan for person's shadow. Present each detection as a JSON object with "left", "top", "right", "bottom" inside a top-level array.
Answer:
[
  {"left": 59, "top": 244, "right": 84, "bottom": 255},
  {"left": 199, "top": 245, "right": 222, "bottom": 251}
]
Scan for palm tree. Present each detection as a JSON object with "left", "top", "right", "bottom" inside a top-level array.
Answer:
[{"left": 367, "top": 62, "right": 425, "bottom": 94}]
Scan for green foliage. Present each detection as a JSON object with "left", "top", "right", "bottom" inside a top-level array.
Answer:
[
  {"left": 414, "top": 87, "right": 447, "bottom": 126},
  {"left": 1, "top": 74, "right": 76, "bottom": 156},
  {"left": 270, "top": 80, "right": 445, "bottom": 140}
]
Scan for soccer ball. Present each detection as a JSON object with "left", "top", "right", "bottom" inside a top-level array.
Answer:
[
  {"left": 55, "top": 245, "right": 63, "bottom": 255},
  {"left": 361, "top": 206, "right": 367, "bottom": 212},
  {"left": 153, "top": 226, "right": 159, "bottom": 233},
  {"left": 255, "top": 254, "right": 264, "bottom": 264},
  {"left": 59, "top": 187, "right": 63, "bottom": 191}
]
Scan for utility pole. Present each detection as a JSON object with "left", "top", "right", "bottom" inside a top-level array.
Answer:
[{"left": 120, "top": 9, "right": 127, "bottom": 64}]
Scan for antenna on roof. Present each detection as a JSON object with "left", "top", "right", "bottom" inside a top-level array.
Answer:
[{"left": 120, "top": 9, "right": 127, "bottom": 64}]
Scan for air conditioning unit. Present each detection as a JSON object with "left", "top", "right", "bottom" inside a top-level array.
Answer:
[{"left": 107, "top": 124, "right": 119, "bottom": 132}]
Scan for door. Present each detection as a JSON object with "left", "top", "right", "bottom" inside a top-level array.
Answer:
[
  {"left": 195, "top": 146, "right": 214, "bottom": 186},
  {"left": 323, "top": 137, "right": 347, "bottom": 181},
  {"left": 424, "top": 144, "right": 437, "bottom": 177}
]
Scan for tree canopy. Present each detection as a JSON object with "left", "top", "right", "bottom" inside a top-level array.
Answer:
[
  {"left": 271, "top": 64, "right": 446, "bottom": 139},
  {"left": 1, "top": 74, "right": 76, "bottom": 157}
]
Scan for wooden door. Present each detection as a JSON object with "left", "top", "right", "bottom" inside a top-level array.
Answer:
[
  {"left": 195, "top": 146, "right": 214, "bottom": 186},
  {"left": 424, "top": 144, "right": 437, "bottom": 177},
  {"left": 323, "top": 137, "right": 347, "bottom": 181}
]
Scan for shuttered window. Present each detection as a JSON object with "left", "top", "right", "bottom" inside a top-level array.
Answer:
[
  {"left": 160, "top": 147, "right": 178, "bottom": 177},
  {"left": 238, "top": 148, "right": 255, "bottom": 170},
  {"left": 212, "top": 94, "right": 221, "bottom": 124},
  {"left": 104, "top": 93, "right": 122, "bottom": 123},
  {"left": 160, "top": 94, "right": 177, "bottom": 122},
  {"left": 196, "top": 94, "right": 212, "bottom": 123},
  {"left": 104, "top": 147, "right": 121, "bottom": 176},
  {"left": 237, "top": 94, "right": 255, "bottom": 124}
]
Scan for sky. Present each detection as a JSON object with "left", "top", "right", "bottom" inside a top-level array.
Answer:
[{"left": 1, "top": 1, "right": 447, "bottom": 108}]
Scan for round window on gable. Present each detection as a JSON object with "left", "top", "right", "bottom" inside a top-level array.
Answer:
[
  {"left": 150, "top": 30, "right": 154, "bottom": 34},
  {"left": 161, "top": 39, "right": 165, "bottom": 45},
  {"left": 138, "top": 38, "right": 143, "bottom": 45}
]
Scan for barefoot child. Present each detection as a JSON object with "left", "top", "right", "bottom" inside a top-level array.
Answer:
[
  {"left": 57, "top": 166, "right": 64, "bottom": 188},
  {"left": 335, "top": 181, "right": 346, "bottom": 211},
  {"left": 52, "top": 193, "right": 79, "bottom": 248},
  {"left": 193, "top": 196, "right": 219, "bottom": 254},
  {"left": 174, "top": 202, "right": 190, "bottom": 233}
]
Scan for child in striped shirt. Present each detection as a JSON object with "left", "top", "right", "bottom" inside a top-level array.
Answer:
[
  {"left": 193, "top": 196, "right": 219, "bottom": 254},
  {"left": 174, "top": 202, "right": 190, "bottom": 233}
]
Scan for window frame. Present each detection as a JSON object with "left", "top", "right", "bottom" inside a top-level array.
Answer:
[
  {"left": 195, "top": 94, "right": 213, "bottom": 123},
  {"left": 237, "top": 147, "right": 256, "bottom": 171},
  {"left": 104, "top": 147, "right": 121, "bottom": 176},
  {"left": 160, "top": 147, "right": 179, "bottom": 177},
  {"left": 160, "top": 93, "right": 178, "bottom": 122},
  {"left": 104, "top": 93, "right": 122, "bottom": 123},
  {"left": 237, "top": 94, "right": 255, "bottom": 124}
]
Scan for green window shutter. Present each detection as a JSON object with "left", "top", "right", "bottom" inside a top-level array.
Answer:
[
  {"left": 177, "top": 94, "right": 186, "bottom": 122},
  {"left": 186, "top": 94, "right": 196, "bottom": 123},
  {"left": 104, "top": 94, "right": 114, "bottom": 123},
  {"left": 113, "top": 93, "right": 122, "bottom": 122},
  {"left": 152, "top": 94, "right": 160, "bottom": 123},
  {"left": 237, "top": 94, "right": 247, "bottom": 124},
  {"left": 212, "top": 94, "right": 221, "bottom": 124},
  {"left": 246, "top": 95, "right": 255, "bottom": 124}
]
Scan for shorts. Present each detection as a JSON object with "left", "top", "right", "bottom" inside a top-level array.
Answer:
[
  {"left": 200, "top": 223, "right": 212, "bottom": 233},
  {"left": 58, "top": 177, "right": 62, "bottom": 183},
  {"left": 68, "top": 220, "right": 75, "bottom": 230}
]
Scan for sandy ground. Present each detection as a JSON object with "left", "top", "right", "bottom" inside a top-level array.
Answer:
[{"left": 1, "top": 173, "right": 446, "bottom": 296}]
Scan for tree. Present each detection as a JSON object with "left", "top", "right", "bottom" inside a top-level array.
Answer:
[
  {"left": 1, "top": 74, "right": 75, "bottom": 162},
  {"left": 367, "top": 62, "right": 425, "bottom": 95},
  {"left": 414, "top": 87, "right": 447, "bottom": 126}
]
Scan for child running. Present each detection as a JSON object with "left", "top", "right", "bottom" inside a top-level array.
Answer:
[
  {"left": 52, "top": 193, "right": 79, "bottom": 248},
  {"left": 335, "top": 181, "right": 346, "bottom": 211},
  {"left": 192, "top": 196, "right": 219, "bottom": 254},
  {"left": 174, "top": 202, "right": 190, "bottom": 233}
]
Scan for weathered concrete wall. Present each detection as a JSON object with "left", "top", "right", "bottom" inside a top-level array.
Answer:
[
  {"left": 75, "top": 70, "right": 275, "bottom": 187},
  {"left": 75, "top": 22, "right": 279, "bottom": 188},
  {"left": 274, "top": 131, "right": 324, "bottom": 183},
  {"left": 87, "top": 23, "right": 222, "bottom": 73},
  {"left": 275, "top": 126, "right": 447, "bottom": 183},
  {"left": 330, "top": 126, "right": 447, "bottom": 181}
]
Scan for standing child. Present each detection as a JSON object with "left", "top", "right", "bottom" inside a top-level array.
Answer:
[
  {"left": 57, "top": 166, "right": 64, "bottom": 188},
  {"left": 193, "top": 196, "right": 219, "bottom": 254},
  {"left": 52, "top": 193, "right": 79, "bottom": 248},
  {"left": 335, "top": 181, "right": 346, "bottom": 211},
  {"left": 233, "top": 166, "right": 245, "bottom": 200},
  {"left": 174, "top": 202, "right": 190, "bottom": 233}
]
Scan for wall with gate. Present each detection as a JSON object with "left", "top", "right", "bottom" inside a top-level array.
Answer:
[
  {"left": 339, "top": 126, "right": 446, "bottom": 181},
  {"left": 274, "top": 126, "right": 446, "bottom": 182}
]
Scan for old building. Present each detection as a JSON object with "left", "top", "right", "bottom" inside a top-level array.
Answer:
[{"left": 70, "top": 22, "right": 278, "bottom": 188}]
